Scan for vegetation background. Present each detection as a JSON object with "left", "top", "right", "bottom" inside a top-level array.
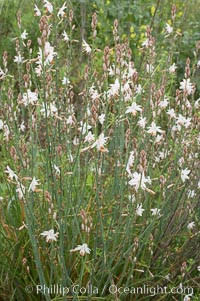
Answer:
[{"left": 0, "top": 0, "right": 199, "bottom": 300}]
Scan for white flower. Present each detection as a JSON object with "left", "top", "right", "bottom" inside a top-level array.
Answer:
[
  {"left": 108, "top": 78, "right": 120, "bottom": 97},
  {"left": 62, "top": 76, "right": 70, "bottom": 85},
  {"left": 57, "top": 2, "right": 67, "bottom": 18},
  {"left": 66, "top": 115, "right": 74, "bottom": 125},
  {"left": 73, "top": 136, "right": 79, "bottom": 146},
  {"left": 44, "top": 0, "right": 53, "bottom": 14},
  {"left": 194, "top": 98, "right": 200, "bottom": 109},
  {"left": 126, "top": 151, "right": 135, "bottom": 176},
  {"left": 0, "top": 67, "right": 6, "bottom": 79},
  {"left": 5, "top": 166, "right": 18, "bottom": 181},
  {"left": 169, "top": 63, "right": 177, "bottom": 73},
  {"left": 16, "top": 183, "right": 25, "bottom": 200},
  {"left": 147, "top": 122, "right": 163, "bottom": 136},
  {"left": 176, "top": 114, "right": 191, "bottom": 129},
  {"left": 181, "top": 168, "right": 190, "bottom": 182},
  {"left": 137, "top": 116, "right": 147, "bottom": 129},
  {"left": 3, "top": 124, "right": 10, "bottom": 141},
  {"left": 82, "top": 40, "right": 91, "bottom": 55},
  {"left": 22, "top": 89, "right": 38, "bottom": 106},
  {"left": 178, "top": 157, "right": 185, "bottom": 167},
  {"left": 197, "top": 266, "right": 200, "bottom": 272},
  {"left": 146, "top": 64, "right": 154, "bottom": 74},
  {"left": 167, "top": 108, "right": 176, "bottom": 118},
  {"left": 78, "top": 122, "right": 92, "bottom": 135},
  {"left": 70, "top": 243, "right": 91, "bottom": 256},
  {"left": 98, "top": 114, "right": 105, "bottom": 125},
  {"left": 36, "top": 43, "right": 57, "bottom": 69},
  {"left": 44, "top": 42, "right": 57, "bottom": 65},
  {"left": 28, "top": 177, "right": 40, "bottom": 192},
  {"left": 128, "top": 194, "right": 136, "bottom": 203},
  {"left": 183, "top": 117, "right": 191, "bottom": 128},
  {"left": 89, "top": 85, "right": 100, "bottom": 101},
  {"left": 35, "top": 63, "right": 42, "bottom": 77},
  {"left": 40, "top": 102, "right": 58, "bottom": 117},
  {"left": 142, "top": 38, "right": 151, "bottom": 48},
  {"left": 158, "top": 150, "right": 166, "bottom": 160},
  {"left": 108, "top": 64, "right": 115, "bottom": 76},
  {"left": 155, "top": 135, "right": 163, "bottom": 144},
  {"left": 136, "top": 204, "right": 145, "bottom": 216},
  {"left": 123, "top": 81, "right": 131, "bottom": 93},
  {"left": 40, "top": 229, "right": 59, "bottom": 242},
  {"left": 20, "top": 121, "right": 26, "bottom": 132},
  {"left": 159, "top": 96, "right": 169, "bottom": 109},
  {"left": 187, "top": 190, "right": 196, "bottom": 198},
  {"left": 187, "top": 222, "right": 195, "bottom": 230},
  {"left": 62, "top": 31, "right": 69, "bottom": 42},
  {"left": 91, "top": 133, "right": 109, "bottom": 152},
  {"left": 34, "top": 4, "right": 41, "bottom": 16},
  {"left": 179, "top": 78, "right": 194, "bottom": 95},
  {"left": 165, "top": 274, "right": 171, "bottom": 281},
  {"left": 151, "top": 208, "right": 161, "bottom": 216},
  {"left": 84, "top": 131, "right": 95, "bottom": 143},
  {"left": 135, "top": 84, "right": 143, "bottom": 95},
  {"left": 14, "top": 53, "right": 24, "bottom": 64},
  {"left": 125, "top": 102, "right": 142, "bottom": 116},
  {"left": 165, "top": 23, "right": 173, "bottom": 34},
  {"left": 54, "top": 164, "right": 60, "bottom": 176},
  {"left": 0, "top": 119, "right": 4, "bottom": 130},
  {"left": 123, "top": 89, "right": 132, "bottom": 102},
  {"left": 21, "top": 30, "right": 28, "bottom": 40},
  {"left": 86, "top": 106, "right": 91, "bottom": 117},
  {"left": 128, "top": 172, "right": 151, "bottom": 192},
  {"left": 127, "top": 62, "right": 137, "bottom": 79}
]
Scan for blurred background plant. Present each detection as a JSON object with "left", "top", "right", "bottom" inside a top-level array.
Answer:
[{"left": 1, "top": 0, "right": 200, "bottom": 78}]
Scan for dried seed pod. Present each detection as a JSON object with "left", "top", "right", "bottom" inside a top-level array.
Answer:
[
  {"left": 171, "top": 4, "right": 176, "bottom": 21},
  {"left": 69, "top": 9, "right": 73, "bottom": 26},
  {"left": 113, "top": 19, "right": 119, "bottom": 42},
  {"left": 139, "top": 150, "right": 147, "bottom": 173},
  {"left": 133, "top": 237, "right": 139, "bottom": 252},
  {"left": 103, "top": 46, "right": 110, "bottom": 72},
  {"left": 160, "top": 175, "right": 166, "bottom": 187},
  {"left": 91, "top": 12, "right": 98, "bottom": 38},
  {"left": 17, "top": 11, "right": 21, "bottom": 28}
]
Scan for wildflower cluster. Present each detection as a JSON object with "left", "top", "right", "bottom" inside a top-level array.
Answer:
[{"left": 0, "top": 1, "right": 199, "bottom": 300}]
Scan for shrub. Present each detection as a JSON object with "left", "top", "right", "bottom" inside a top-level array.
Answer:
[{"left": 0, "top": 1, "right": 199, "bottom": 300}]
